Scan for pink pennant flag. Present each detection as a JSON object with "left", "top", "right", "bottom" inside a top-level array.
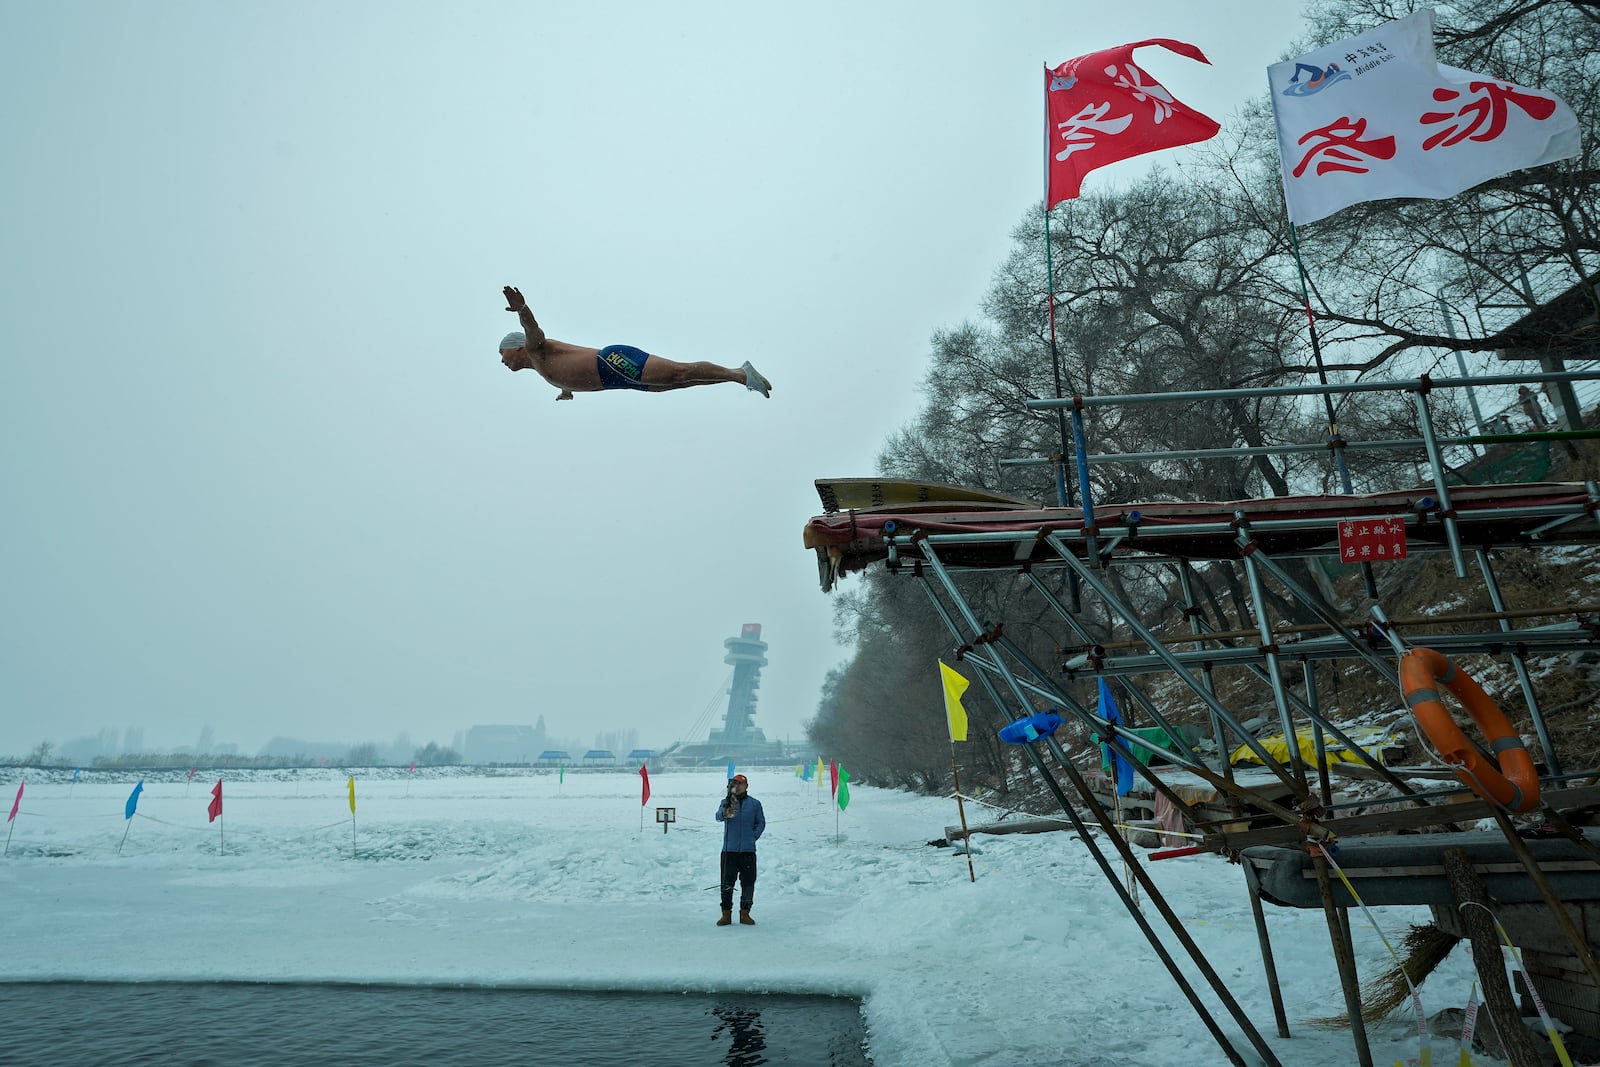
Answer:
[
  {"left": 187, "top": 768, "right": 196, "bottom": 782},
  {"left": 207, "top": 779, "right": 223, "bottom": 823},
  {"left": 639, "top": 764, "right": 651, "bottom": 806},
  {"left": 8, "top": 781, "right": 21, "bottom": 823},
  {"left": 1269, "top": 9, "right": 1579, "bottom": 225},
  {"left": 1046, "top": 37, "right": 1221, "bottom": 207}
]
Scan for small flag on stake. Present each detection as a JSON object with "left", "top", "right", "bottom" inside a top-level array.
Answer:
[
  {"left": 348, "top": 776, "right": 356, "bottom": 814},
  {"left": 829, "top": 760, "right": 839, "bottom": 798},
  {"left": 837, "top": 767, "right": 851, "bottom": 811},
  {"left": 939, "top": 660, "right": 969, "bottom": 742},
  {"left": 118, "top": 780, "right": 144, "bottom": 855},
  {"left": 125, "top": 781, "right": 143, "bottom": 821},
  {"left": 208, "top": 779, "right": 222, "bottom": 823},
  {"left": 3, "top": 780, "right": 20, "bottom": 856},
  {"left": 639, "top": 764, "right": 651, "bottom": 806}
]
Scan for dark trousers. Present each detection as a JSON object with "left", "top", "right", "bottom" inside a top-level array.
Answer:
[{"left": 720, "top": 850, "right": 757, "bottom": 910}]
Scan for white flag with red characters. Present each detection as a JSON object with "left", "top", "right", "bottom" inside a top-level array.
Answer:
[
  {"left": 1045, "top": 38, "right": 1220, "bottom": 208},
  {"left": 1270, "top": 8, "right": 1580, "bottom": 226}
]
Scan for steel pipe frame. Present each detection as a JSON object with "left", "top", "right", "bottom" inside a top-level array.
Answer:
[
  {"left": 1001, "top": 432, "right": 1600, "bottom": 467},
  {"left": 913, "top": 545, "right": 1283, "bottom": 1067},
  {"left": 874, "top": 499, "right": 1597, "bottom": 565},
  {"left": 1476, "top": 548, "right": 1563, "bottom": 777},
  {"left": 1043, "top": 531, "right": 1308, "bottom": 797},
  {"left": 1021, "top": 369, "right": 1600, "bottom": 411}
]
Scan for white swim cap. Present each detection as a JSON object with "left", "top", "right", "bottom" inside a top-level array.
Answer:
[{"left": 499, "top": 331, "right": 526, "bottom": 351}]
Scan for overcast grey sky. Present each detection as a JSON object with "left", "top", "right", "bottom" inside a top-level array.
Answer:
[{"left": 1, "top": 2, "right": 1310, "bottom": 758}]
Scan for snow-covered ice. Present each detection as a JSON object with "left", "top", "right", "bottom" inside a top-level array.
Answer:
[{"left": 0, "top": 767, "right": 1507, "bottom": 1065}]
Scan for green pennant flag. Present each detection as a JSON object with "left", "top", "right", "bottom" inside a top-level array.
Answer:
[
  {"left": 559, "top": 765, "right": 565, "bottom": 784},
  {"left": 836, "top": 767, "right": 850, "bottom": 811}
]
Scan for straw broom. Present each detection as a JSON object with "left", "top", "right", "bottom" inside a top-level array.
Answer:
[{"left": 1305, "top": 923, "right": 1461, "bottom": 1028}]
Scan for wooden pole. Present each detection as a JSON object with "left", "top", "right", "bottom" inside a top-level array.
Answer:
[
  {"left": 950, "top": 747, "right": 975, "bottom": 882},
  {"left": 1115, "top": 791, "right": 1137, "bottom": 909},
  {"left": 1443, "top": 848, "right": 1542, "bottom": 1067}
]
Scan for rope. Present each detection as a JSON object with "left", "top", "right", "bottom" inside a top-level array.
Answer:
[{"left": 1316, "top": 842, "right": 1432, "bottom": 1066}]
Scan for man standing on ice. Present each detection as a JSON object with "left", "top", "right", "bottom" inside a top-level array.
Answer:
[
  {"left": 714, "top": 773, "right": 765, "bottom": 926},
  {"left": 497, "top": 286, "right": 771, "bottom": 400}
]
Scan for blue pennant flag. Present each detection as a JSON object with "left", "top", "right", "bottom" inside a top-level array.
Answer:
[
  {"left": 1099, "top": 679, "right": 1135, "bottom": 796},
  {"left": 997, "top": 711, "right": 1064, "bottom": 746},
  {"left": 72, "top": 768, "right": 81, "bottom": 782},
  {"left": 726, "top": 761, "right": 736, "bottom": 780},
  {"left": 125, "top": 780, "right": 144, "bottom": 821}
]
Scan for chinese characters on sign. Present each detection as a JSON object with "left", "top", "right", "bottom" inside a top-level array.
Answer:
[{"left": 1337, "top": 518, "right": 1408, "bottom": 562}]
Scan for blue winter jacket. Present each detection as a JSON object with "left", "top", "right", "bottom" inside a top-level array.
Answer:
[{"left": 715, "top": 794, "right": 765, "bottom": 852}]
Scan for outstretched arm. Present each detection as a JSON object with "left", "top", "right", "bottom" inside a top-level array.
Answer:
[{"left": 502, "top": 285, "right": 546, "bottom": 348}]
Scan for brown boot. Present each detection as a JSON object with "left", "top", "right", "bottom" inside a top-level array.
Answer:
[
  {"left": 716, "top": 908, "right": 732, "bottom": 926},
  {"left": 739, "top": 908, "right": 756, "bottom": 925}
]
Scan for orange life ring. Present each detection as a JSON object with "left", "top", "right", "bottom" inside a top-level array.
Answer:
[{"left": 1400, "top": 647, "right": 1540, "bottom": 812}]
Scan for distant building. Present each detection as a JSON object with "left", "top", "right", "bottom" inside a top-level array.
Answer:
[
  {"left": 536, "top": 750, "right": 571, "bottom": 765},
  {"left": 464, "top": 725, "right": 541, "bottom": 765},
  {"left": 582, "top": 749, "right": 616, "bottom": 765}
]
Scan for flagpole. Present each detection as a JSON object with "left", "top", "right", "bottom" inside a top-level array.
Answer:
[
  {"left": 1115, "top": 791, "right": 1138, "bottom": 909},
  {"left": 4, "top": 817, "right": 15, "bottom": 857},
  {"left": 119, "top": 820, "right": 131, "bottom": 856},
  {"left": 1288, "top": 221, "right": 1377, "bottom": 599},
  {"left": 950, "top": 746, "right": 976, "bottom": 882},
  {"left": 1043, "top": 65, "right": 1090, "bottom": 611}
]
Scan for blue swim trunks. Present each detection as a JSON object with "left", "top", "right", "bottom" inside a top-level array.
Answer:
[{"left": 597, "top": 344, "right": 651, "bottom": 391}]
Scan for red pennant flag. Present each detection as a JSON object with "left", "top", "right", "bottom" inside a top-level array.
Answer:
[
  {"left": 187, "top": 768, "right": 195, "bottom": 781},
  {"left": 829, "top": 760, "right": 839, "bottom": 798},
  {"left": 639, "top": 764, "right": 651, "bottom": 806},
  {"left": 1045, "top": 38, "right": 1220, "bottom": 207},
  {"left": 207, "top": 779, "right": 223, "bottom": 823},
  {"left": 8, "top": 781, "right": 21, "bottom": 823}
]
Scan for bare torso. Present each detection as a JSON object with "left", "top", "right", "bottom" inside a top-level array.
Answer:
[{"left": 508, "top": 338, "right": 606, "bottom": 392}]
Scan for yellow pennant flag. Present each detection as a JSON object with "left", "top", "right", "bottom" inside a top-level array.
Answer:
[
  {"left": 347, "top": 776, "right": 356, "bottom": 814},
  {"left": 940, "top": 660, "right": 970, "bottom": 742}
]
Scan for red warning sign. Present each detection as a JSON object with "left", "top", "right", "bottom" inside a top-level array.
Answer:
[{"left": 1337, "top": 517, "right": 1408, "bottom": 563}]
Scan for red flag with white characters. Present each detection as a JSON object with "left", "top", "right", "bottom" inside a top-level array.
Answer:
[
  {"left": 1269, "top": 9, "right": 1580, "bottom": 225},
  {"left": 208, "top": 779, "right": 222, "bottom": 823},
  {"left": 1045, "top": 38, "right": 1220, "bottom": 207}
]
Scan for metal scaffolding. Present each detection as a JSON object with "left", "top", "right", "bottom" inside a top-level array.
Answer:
[{"left": 805, "top": 370, "right": 1600, "bottom": 1066}]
